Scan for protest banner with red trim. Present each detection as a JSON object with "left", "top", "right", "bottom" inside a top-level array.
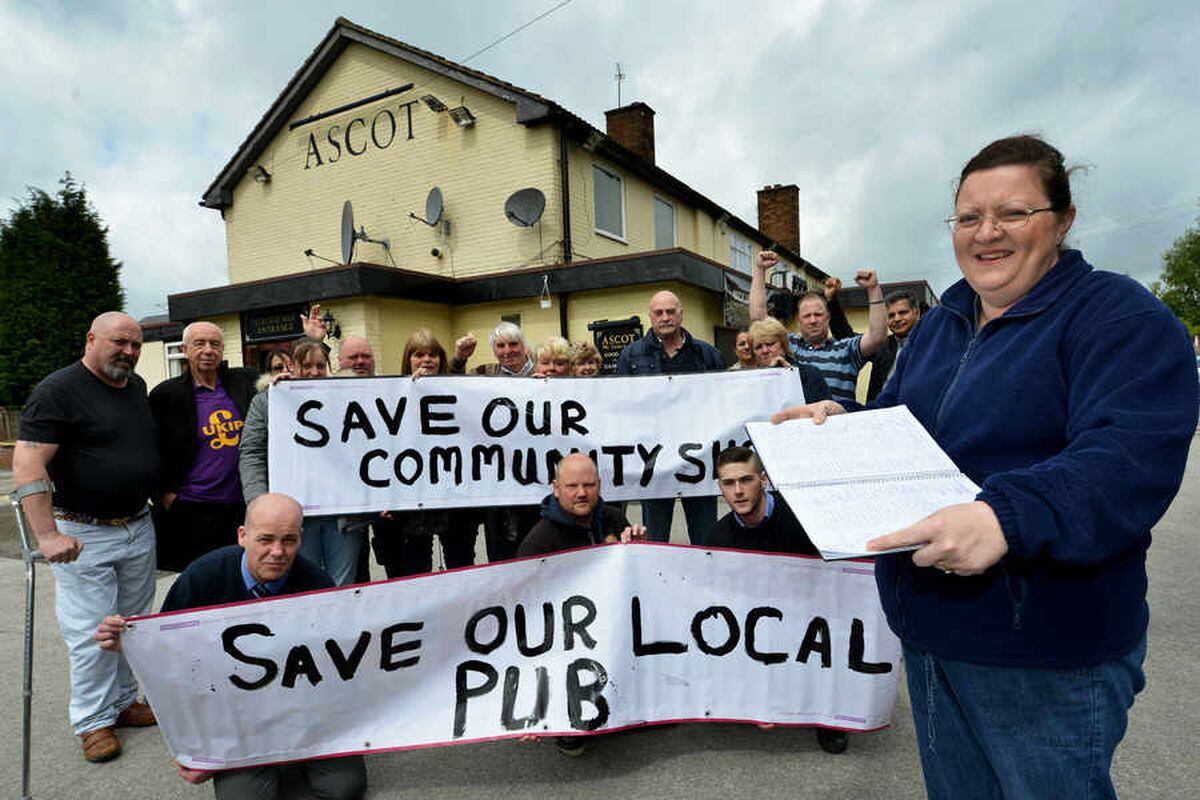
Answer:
[{"left": 122, "top": 543, "right": 900, "bottom": 771}]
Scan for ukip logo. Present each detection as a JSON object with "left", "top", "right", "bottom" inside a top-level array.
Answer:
[{"left": 203, "top": 409, "right": 244, "bottom": 450}]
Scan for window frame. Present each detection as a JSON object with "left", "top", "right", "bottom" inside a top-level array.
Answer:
[
  {"left": 729, "top": 231, "right": 753, "bottom": 275},
  {"left": 592, "top": 163, "right": 627, "bottom": 243},
  {"left": 165, "top": 340, "right": 186, "bottom": 378},
  {"left": 653, "top": 194, "right": 676, "bottom": 250}
]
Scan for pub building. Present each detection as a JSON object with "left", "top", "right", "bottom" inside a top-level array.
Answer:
[{"left": 136, "top": 17, "right": 835, "bottom": 386}]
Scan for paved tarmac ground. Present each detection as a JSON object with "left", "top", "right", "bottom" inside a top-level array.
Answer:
[{"left": 2, "top": 440, "right": 1198, "bottom": 799}]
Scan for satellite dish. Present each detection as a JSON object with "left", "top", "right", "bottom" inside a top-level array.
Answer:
[
  {"left": 504, "top": 188, "right": 546, "bottom": 227},
  {"left": 425, "top": 187, "right": 443, "bottom": 226},
  {"left": 409, "top": 186, "right": 445, "bottom": 228},
  {"left": 341, "top": 200, "right": 355, "bottom": 264}
]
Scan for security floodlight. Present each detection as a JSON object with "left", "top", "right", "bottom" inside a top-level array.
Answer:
[
  {"left": 448, "top": 105, "right": 476, "bottom": 128},
  {"left": 420, "top": 94, "right": 447, "bottom": 112}
]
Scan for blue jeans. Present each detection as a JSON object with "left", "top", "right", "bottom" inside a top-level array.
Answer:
[
  {"left": 640, "top": 496, "right": 717, "bottom": 545},
  {"left": 53, "top": 512, "right": 157, "bottom": 734},
  {"left": 904, "top": 638, "right": 1146, "bottom": 800},
  {"left": 299, "top": 517, "right": 363, "bottom": 586}
]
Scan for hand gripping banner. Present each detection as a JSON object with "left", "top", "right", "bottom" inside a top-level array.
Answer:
[
  {"left": 122, "top": 544, "right": 900, "bottom": 770},
  {"left": 266, "top": 369, "right": 807, "bottom": 514}
]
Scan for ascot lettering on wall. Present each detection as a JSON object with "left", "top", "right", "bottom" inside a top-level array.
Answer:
[
  {"left": 304, "top": 101, "right": 420, "bottom": 169},
  {"left": 289, "top": 85, "right": 423, "bottom": 170}
]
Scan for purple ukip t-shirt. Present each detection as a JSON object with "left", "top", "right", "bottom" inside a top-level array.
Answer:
[{"left": 177, "top": 381, "right": 245, "bottom": 504}]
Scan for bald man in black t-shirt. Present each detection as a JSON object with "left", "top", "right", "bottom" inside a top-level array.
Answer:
[{"left": 13, "top": 312, "right": 161, "bottom": 762}]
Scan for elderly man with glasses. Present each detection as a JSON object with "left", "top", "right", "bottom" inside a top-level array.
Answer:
[{"left": 149, "top": 321, "right": 260, "bottom": 572}]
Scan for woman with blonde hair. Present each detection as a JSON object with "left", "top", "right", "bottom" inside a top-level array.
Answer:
[
  {"left": 747, "top": 318, "right": 833, "bottom": 404},
  {"left": 533, "top": 336, "right": 571, "bottom": 376},
  {"left": 570, "top": 341, "right": 602, "bottom": 376}
]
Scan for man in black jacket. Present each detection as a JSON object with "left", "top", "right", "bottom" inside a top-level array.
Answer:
[
  {"left": 519, "top": 454, "right": 646, "bottom": 557},
  {"left": 517, "top": 454, "right": 645, "bottom": 756},
  {"left": 708, "top": 446, "right": 849, "bottom": 755},
  {"left": 865, "top": 290, "right": 922, "bottom": 400},
  {"left": 708, "top": 446, "right": 818, "bottom": 555},
  {"left": 615, "top": 290, "right": 725, "bottom": 545},
  {"left": 148, "top": 321, "right": 259, "bottom": 571},
  {"left": 95, "top": 493, "right": 367, "bottom": 800}
]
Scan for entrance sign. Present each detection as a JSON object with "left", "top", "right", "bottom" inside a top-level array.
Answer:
[
  {"left": 267, "top": 369, "right": 807, "bottom": 514},
  {"left": 588, "top": 316, "right": 643, "bottom": 374},
  {"left": 122, "top": 544, "right": 900, "bottom": 770}
]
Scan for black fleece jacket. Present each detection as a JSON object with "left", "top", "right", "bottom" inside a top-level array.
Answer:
[{"left": 517, "top": 495, "right": 631, "bottom": 557}]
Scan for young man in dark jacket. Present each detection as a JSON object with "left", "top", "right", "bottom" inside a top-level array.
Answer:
[
  {"left": 517, "top": 454, "right": 646, "bottom": 755},
  {"left": 709, "top": 445, "right": 848, "bottom": 755},
  {"left": 148, "top": 321, "right": 259, "bottom": 571}
]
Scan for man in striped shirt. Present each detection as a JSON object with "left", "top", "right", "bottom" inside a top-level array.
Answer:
[{"left": 751, "top": 251, "right": 888, "bottom": 404}]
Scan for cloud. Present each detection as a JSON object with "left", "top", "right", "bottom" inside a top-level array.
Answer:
[{"left": 2, "top": 0, "right": 1197, "bottom": 318}]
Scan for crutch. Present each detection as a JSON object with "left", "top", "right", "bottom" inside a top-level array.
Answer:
[{"left": 12, "top": 498, "right": 44, "bottom": 800}]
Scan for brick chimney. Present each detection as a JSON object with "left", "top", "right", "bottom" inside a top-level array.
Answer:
[
  {"left": 757, "top": 184, "right": 800, "bottom": 254},
  {"left": 604, "top": 102, "right": 655, "bottom": 164}
]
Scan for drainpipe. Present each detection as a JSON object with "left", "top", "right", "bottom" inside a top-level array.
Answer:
[
  {"left": 558, "top": 293, "right": 570, "bottom": 339},
  {"left": 557, "top": 124, "right": 573, "bottom": 339},
  {"left": 559, "top": 126, "right": 573, "bottom": 264}
]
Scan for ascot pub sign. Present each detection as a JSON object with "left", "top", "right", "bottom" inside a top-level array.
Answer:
[{"left": 297, "top": 85, "right": 420, "bottom": 170}]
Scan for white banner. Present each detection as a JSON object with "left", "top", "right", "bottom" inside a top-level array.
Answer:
[
  {"left": 123, "top": 544, "right": 899, "bottom": 770},
  {"left": 267, "top": 369, "right": 806, "bottom": 514}
]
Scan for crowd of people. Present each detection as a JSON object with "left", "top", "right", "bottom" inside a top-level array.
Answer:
[{"left": 12, "top": 134, "right": 1199, "bottom": 800}]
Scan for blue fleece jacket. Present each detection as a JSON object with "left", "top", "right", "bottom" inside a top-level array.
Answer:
[{"left": 871, "top": 250, "right": 1197, "bottom": 668}]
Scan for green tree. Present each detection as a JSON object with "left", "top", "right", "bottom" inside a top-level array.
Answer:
[
  {"left": 0, "top": 173, "right": 125, "bottom": 406},
  {"left": 1152, "top": 214, "right": 1200, "bottom": 336}
]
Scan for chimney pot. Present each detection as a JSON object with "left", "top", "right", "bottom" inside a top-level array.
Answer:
[
  {"left": 757, "top": 184, "right": 801, "bottom": 255},
  {"left": 604, "top": 102, "right": 656, "bottom": 164}
]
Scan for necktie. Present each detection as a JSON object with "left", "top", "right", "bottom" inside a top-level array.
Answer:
[{"left": 250, "top": 582, "right": 271, "bottom": 598}]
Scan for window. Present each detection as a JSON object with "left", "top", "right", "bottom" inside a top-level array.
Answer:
[
  {"left": 166, "top": 341, "right": 186, "bottom": 378},
  {"left": 729, "top": 232, "right": 753, "bottom": 274},
  {"left": 593, "top": 164, "right": 625, "bottom": 240},
  {"left": 653, "top": 196, "right": 675, "bottom": 249}
]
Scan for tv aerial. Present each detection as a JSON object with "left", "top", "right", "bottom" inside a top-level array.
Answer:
[
  {"left": 504, "top": 187, "right": 546, "bottom": 227},
  {"left": 340, "top": 200, "right": 393, "bottom": 266},
  {"left": 410, "top": 187, "right": 450, "bottom": 235}
]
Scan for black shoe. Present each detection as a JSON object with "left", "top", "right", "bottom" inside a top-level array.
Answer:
[
  {"left": 555, "top": 736, "right": 587, "bottom": 757},
  {"left": 816, "top": 728, "right": 849, "bottom": 754}
]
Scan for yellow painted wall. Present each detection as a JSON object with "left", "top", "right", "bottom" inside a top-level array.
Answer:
[
  {"left": 136, "top": 341, "right": 169, "bottom": 389},
  {"left": 218, "top": 40, "right": 825, "bottom": 302},
  {"left": 839, "top": 306, "right": 871, "bottom": 402},
  {"left": 374, "top": 298, "right": 454, "bottom": 375},
  {"left": 213, "top": 315, "right": 244, "bottom": 368},
  {"left": 223, "top": 42, "right": 563, "bottom": 285},
  {"left": 565, "top": 144, "right": 815, "bottom": 289},
  {"left": 569, "top": 149, "right": 706, "bottom": 262}
]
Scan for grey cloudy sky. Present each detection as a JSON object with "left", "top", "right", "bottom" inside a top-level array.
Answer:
[{"left": 2, "top": 0, "right": 1198, "bottom": 318}]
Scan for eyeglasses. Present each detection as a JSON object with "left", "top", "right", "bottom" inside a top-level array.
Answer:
[{"left": 945, "top": 206, "right": 1056, "bottom": 234}]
